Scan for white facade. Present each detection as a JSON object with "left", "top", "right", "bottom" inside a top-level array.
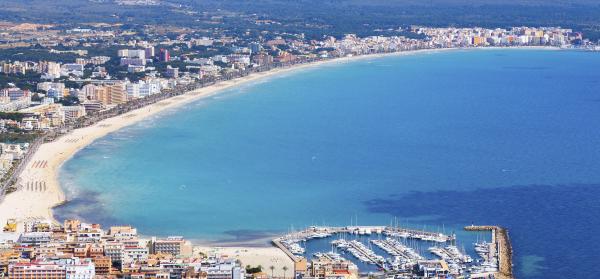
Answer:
[
  {"left": 126, "top": 82, "right": 140, "bottom": 99},
  {"left": 139, "top": 81, "right": 161, "bottom": 97}
]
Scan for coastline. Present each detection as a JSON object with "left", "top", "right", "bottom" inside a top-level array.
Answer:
[{"left": 0, "top": 45, "right": 561, "bottom": 237}]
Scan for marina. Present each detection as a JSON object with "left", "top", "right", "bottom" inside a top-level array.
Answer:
[{"left": 273, "top": 225, "right": 513, "bottom": 278}]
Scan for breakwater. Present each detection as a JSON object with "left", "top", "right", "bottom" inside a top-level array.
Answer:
[{"left": 465, "top": 225, "right": 514, "bottom": 279}]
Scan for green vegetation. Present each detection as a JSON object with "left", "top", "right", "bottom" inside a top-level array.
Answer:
[
  {"left": 0, "top": 131, "right": 40, "bottom": 143},
  {"left": 245, "top": 265, "right": 263, "bottom": 274},
  {"left": 0, "top": 47, "right": 78, "bottom": 63},
  {"left": 0, "top": 0, "right": 600, "bottom": 40},
  {"left": 0, "top": 72, "right": 41, "bottom": 91},
  {"left": 0, "top": 112, "right": 26, "bottom": 121},
  {"left": 57, "top": 96, "right": 80, "bottom": 106}
]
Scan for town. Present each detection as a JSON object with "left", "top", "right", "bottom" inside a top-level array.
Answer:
[
  {"left": 0, "top": 217, "right": 512, "bottom": 279},
  {"left": 1, "top": 218, "right": 250, "bottom": 279}
]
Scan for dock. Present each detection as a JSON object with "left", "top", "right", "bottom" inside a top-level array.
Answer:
[
  {"left": 272, "top": 238, "right": 301, "bottom": 262},
  {"left": 272, "top": 238, "right": 308, "bottom": 274},
  {"left": 465, "top": 225, "right": 514, "bottom": 279}
]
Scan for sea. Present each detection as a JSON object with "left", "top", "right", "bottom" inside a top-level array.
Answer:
[{"left": 55, "top": 49, "right": 600, "bottom": 278}]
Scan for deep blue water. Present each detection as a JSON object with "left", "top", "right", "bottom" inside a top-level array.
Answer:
[{"left": 56, "top": 49, "right": 600, "bottom": 278}]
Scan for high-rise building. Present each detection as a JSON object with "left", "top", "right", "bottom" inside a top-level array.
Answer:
[
  {"left": 107, "top": 83, "right": 127, "bottom": 105},
  {"left": 148, "top": 236, "right": 192, "bottom": 257},
  {"left": 126, "top": 82, "right": 140, "bottom": 99},
  {"left": 145, "top": 46, "right": 155, "bottom": 59},
  {"left": 159, "top": 49, "right": 170, "bottom": 62},
  {"left": 164, "top": 65, "right": 178, "bottom": 78},
  {"left": 41, "top": 61, "right": 61, "bottom": 79}
]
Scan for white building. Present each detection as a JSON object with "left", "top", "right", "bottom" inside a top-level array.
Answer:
[
  {"left": 0, "top": 97, "right": 31, "bottom": 112},
  {"left": 139, "top": 80, "right": 161, "bottom": 97},
  {"left": 60, "top": 258, "right": 95, "bottom": 279},
  {"left": 37, "top": 82, "right": 65, "bottom": 93},
  {"left": 120, "top": 58, "right": 146, "bottom": 66},
  {"left": 126, "top": 82, "right": 140, "bottom": 99},
  {"left": 118, "top": 49, "right": 146, "bottom": 60}
]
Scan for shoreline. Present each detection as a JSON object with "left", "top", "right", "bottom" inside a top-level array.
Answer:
[{"left": 0, "top": 46, "right": 561, "bottom": 241}]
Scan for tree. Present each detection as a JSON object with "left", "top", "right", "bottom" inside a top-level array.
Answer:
[
  {"left": 245, "top": 265, "right": 263, "bottom": 274},
  {"left": 282, "top": 266, "right": 288, "bottom": 279},
  {"left": 269, "top": 266, "right": 275, "bottom": 278}
]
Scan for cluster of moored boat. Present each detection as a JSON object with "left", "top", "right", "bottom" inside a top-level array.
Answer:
[
  {"left": 280, "top": 239, "right": 305, "bottom": 256},
  {"left": 384, "top": 229, "right": 451, "bottom": 243},
  {"left": 371, "top": 238, "right": 424, "bottom": 271},
  {"left": 276, "top": 226, "right": 503, "bottom": 277},
  {"left": 428, "top": 245, "right": 473, "bottom": 274},
  {"left": 469, "top": 242, "right": 499, "bottom": 274},
  {"left": 331, "top": 239, "right": 385, "bottom": 265},
  {"left": 372, "top": 238, "right": 423, "bottom": 261},
  {"left": 277, "top": 229, "right": 334, "bottom": 256}
]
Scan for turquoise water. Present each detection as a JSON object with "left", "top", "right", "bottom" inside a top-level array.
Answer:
[{"left": 56, "top": 49, "right": 600, "bottom": 278}]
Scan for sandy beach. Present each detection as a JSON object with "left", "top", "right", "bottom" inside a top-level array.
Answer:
[
  {"left": 0, "top": 48, "right": 464, "bottom": 229},
  {"left": 0, "top": 46, "right": 560, "bottom": 268}
]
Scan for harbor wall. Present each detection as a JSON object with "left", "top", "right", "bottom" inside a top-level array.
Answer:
[{"left": 465, "top": 225, "right": 514, "bottom": 279}]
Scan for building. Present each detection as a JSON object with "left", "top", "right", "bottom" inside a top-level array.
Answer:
[
  {"left": 119, "top": 49, "right": 146, "bottom": 60},
  {"left": 40, "top": 61, "right": 61, "bottom": 79},
  {"left": 123, "top": 245, "right": 149, "bottom": 264},
  {"left": 108, "top": 226, "right": 138, "bottom": 238},
  {"left": 308, "top": 258, "right": 358, "bottom": 279},
  {"left": 148, "top": 237, "right": 192, "bottom": 257},
  {"left": 108, "top": 83, "right": 127, "bottom": 105},
  {"left": 0, "top": 97, "right": 31, "bottom": 112},
  {"left": 37, "top": 82, "right": 65, "bottom": 94},
  {"left": 76, "top": 56, "right": 111, "bottom": 65},
  {"left": 252, "top": 53, "right": 273, "bottom": 66},
  {"left": 62, "top": 105, "right": 87, "bottom": 121},
  {"left": 9, "top": 258, "right": 95, "bottom": 279},
  {"left": 417, "top": 260, "right": 449, "bottom": 278},
  {"left": 94, "top": 83, "right": 127, "bottom": 105},
  {"left": 126, "top": 82, "right": 141, "bottom": 99},
  {"left": 120, "top": 58, "right": 146, "bottom": 66},
  {"left": 62, "top": 258, "right": 95, "bottom": 279},
  {"left": 9, "top": 262, "right": 67, "bottom": 279},
  {"left": 1, "top": 88, "right": 30, "bottom": 101},
  {"left": 82, "top": 101, "right": 102, "bottom": 113},
  {"left": 139, "top": 80, "right": 161, "bottom": 97},
  {"left": 145, "top": 46, "right": 155, "bottom": 59},
  {"left": 128, "top": 65, "right": 146, "bottom": 73},
  {"left": 164, "top": 66, "right": 179, "bottom": 78},
  {"left": 92, "top": 256, "right": 112, "bottom": 275},
  {"left": 197, "top": 257, "right": 245, "bottom": 279},
  {"left": 2, "top": 219, "right": 250, "bottom": 279},
  {"left": 159, "top": 49, "right": 170, "bottom": 62},
  {"left": 62, "top": 63, "right": 85, "bottom": 74}
]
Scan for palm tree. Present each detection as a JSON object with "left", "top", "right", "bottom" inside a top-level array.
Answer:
[
  {"left": 269, "top": 266, "right": 275, "bottom": 278},
  {"left": 282, "top": 266, "right": 288, "bottom": 279}
]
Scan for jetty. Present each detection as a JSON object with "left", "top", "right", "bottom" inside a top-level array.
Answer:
[
  {"left": 332, "top": 239, "right": 386, "bottom": 268},
  {"left": 465, "top": 225, "right": 514, "bottom": 279}
]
